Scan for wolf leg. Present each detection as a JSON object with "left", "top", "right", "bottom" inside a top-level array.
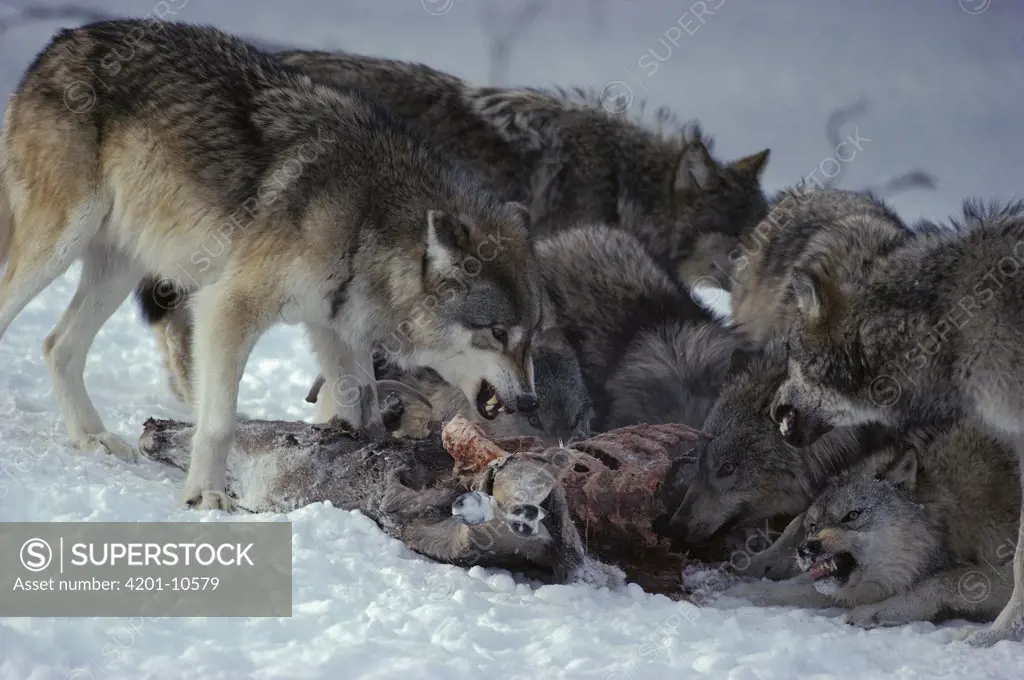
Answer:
[
  {"left": 0, "top": 197, "right": 107, "bottom": 341},
  {"left": 959, "top": 508, "right": 1024, "bottom": 645},
  {"left": 182, "top": 281, "right": 269, "bottom": 511},
  {"left": 42, "top": 245, "right": 139, "bottom": 461},
  {"left": 721, "top": 573, "right": 837, "bottom": 608},
  {"left": 306, "top": 323, "right": 383, "bottom": 436},
  {"left": 850, "top": 562, "right": 1015, "bottom": 629}
]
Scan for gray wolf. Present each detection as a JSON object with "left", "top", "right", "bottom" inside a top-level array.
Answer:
[
  {"left": 666, "top": 338, "right": 897, "bottom": 553},
  {"left": 271, "top": 49, "right": 773, "bottom": 290},
  {"left": 134, "top": 47, "right": 771, "bottom": 413},
  {"left": 535, "top": 224, "right": 744, "bottom": 432},
  {"left": 721, "top": 422, "right": 1020, "bottom": 629},
  {"left": 770, "top": 200, "right": 1024, "bottom": 645},
  {"left": 728, "top": 186, "right": 910, "bottom": 349},
  {"left": 0, "top": 20, "right": 541, "bottom": 510}
]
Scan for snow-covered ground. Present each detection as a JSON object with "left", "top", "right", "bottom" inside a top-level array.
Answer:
[{"left": 2, "top": 1, "right": 1024, "bottom": 678}]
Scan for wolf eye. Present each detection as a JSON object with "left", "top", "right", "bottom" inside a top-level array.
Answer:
[
  {"left": 806, "top": 521, "right": 817, "bottom": 534},
  {"left": 842, "top": 510, "right": 861, "bottom": 523},
  {"left": 716, "top": 462, "right": 735, "bottom": 478},
  {"left": 528, "top": 414, "right": 542, "bottom": 428},
  {"left": 491, "top": 327, "right": 508, "bottom": 345}
]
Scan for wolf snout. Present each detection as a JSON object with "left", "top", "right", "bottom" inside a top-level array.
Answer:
[
  {"left": 797, "top": 538, "right": 823, "bottom": 560},
  {"left": 515, "top": 393, "right": 539, "bottom": 413}
]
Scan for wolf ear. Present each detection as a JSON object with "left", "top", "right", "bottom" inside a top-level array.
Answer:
[
  {"left": 790, "top": 267, "right": 835, "bottom": 324},
  {"left": 503, "top": 201, "right": 532, "bottom": 236},
  {"left": 729, "top": 149, "right": 771, "bottom": 179},
  {"left": 673, "top": 141, "right": 720, "bottom": 193},
  {"left": 882, "top": 447, "right": 918, "bottom": 491},
  {"left": 725, "top": 347, "right": 753, "bottom": 378},
  {"left": 426, "top": 209, "right": 470, "bottom": 272}
]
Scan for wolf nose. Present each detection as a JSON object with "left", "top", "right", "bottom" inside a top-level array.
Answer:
[
  {"left": 798, "top": 539, "right": 822, "bottom": 559},
  {"left": 516, "top": 393, "right": 539, "bottom": 413}
]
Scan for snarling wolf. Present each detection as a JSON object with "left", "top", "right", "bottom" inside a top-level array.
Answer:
[
  {"left": 728, "top": 186, "right": 911, "bottom": 349},
  {"left": 134, "top": 46, "right": 770, "bottom": 412},
  {"left": 0, "top": 20, "right": 542, "bottom": 510},
  {"left": 536, "top": 225, "right": 745, "bottom": 432},
  {"left": 667, "top": 339, "right": 897, "bottom": 554},
  {"left": 770, "top": 200, "right": 1024, "bottom": 645},
  {"left": 721, "top": 422, "right": 1020, "bottom": 629},
  {"left": 273, "top": 49, "right": 772, "bottom": 290}
]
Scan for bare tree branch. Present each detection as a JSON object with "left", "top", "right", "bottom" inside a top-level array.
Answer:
[
  {"left": 821, "top": 97, "right": 870, "bottom": 190},
  {"left": 481, "top": 0, "right": 548, "bottom": 86},
  {"left": 822, "top": 97, "right": 937, "bottom": 197}
]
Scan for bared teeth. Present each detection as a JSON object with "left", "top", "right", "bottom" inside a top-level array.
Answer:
[
  {"left": 487, "top": 395, "right": 499, "bottom": 407},
  {"left": 779, "top": 411, "right": 794, "bottom": 437}
]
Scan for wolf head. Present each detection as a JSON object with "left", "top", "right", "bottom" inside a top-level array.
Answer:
[
  {"left": 380, "top": 325, "right": 590, "bottom": 445},
  {"left": 796, "top": 445, "right": 943, "bottom": 602},
  {"left": 480, "top": 327, "right": 591, "bottom": 444},
  {"left": 768, "top": 265, "right": 914, "bottom": 448},
  {"left": 666, "top": 140, "right": 771, "bottom": 290},
  {"left": 668, "top": 341, "right": 877, "bottom": 545},
  {"left": 407, "top": 200, "right": 543, "bottom": 423}
]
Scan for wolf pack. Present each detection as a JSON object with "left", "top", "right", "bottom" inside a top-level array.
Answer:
[{"left": 0, "top": 19, "right": 1022, "bottom": 647}]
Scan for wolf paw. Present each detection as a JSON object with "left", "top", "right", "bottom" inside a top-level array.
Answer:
[
  {"left": 80, "top": 432, "right": 138, "bottom": 462},
  {"left": 183, "top": 489, "right": 236, "bottom": 512},
  {"left": 846, "top": 603, "right": 906, "bottom": 629}
]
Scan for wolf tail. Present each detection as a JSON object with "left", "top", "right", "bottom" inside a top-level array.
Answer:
[{"left": 604, "top": 321, "right": 746, "bottom": 430}]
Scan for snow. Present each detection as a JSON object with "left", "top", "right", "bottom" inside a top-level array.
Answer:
[{"left": 3, "top": 1, "right": 1024, "bottom": 678}]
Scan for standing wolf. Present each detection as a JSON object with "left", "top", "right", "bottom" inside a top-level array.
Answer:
[
  {"left": 0, "top": 20, "right": 542, "bottom": 510},
  {"left": 134, "top": 47, "right": 771, "bottom": 416},
  {"left": 770, "top": 201, "right": 1024, "bottom": 645},
  {"left": 722, "top": 422, "right": 1020, "bottom": 629},
  {"left": 273, "top": 50, "right": 772, "bottom": 289},
  {"left": 728, "top": 186, "right": 911, "bottom": 349}
]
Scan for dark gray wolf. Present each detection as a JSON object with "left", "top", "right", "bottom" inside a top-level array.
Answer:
[
  {"left": 0, "top": 20, "right": 542, "bottom": 510},
  {"left": 721, "top": 422, "right": 1020, "bottom": 629},
  {"left": 728, "top": 186, "right": 910, "bottom": 349},
  {"left": 666, "top": 338, "right": 896, "bottom": 553},
  {"left": 770, "top": 200, "right": 1024, "bottom": 645},
  {"left": 274, "top": 49, "right": 772, "bottom": 289},
  {"left": 536, "top": 224, "right": 744, "bottom": 432}
]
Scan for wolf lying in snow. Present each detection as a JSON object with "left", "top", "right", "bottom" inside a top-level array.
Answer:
[{"left": 719, "top": 422, "right": 1020, "bottom": 629}]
